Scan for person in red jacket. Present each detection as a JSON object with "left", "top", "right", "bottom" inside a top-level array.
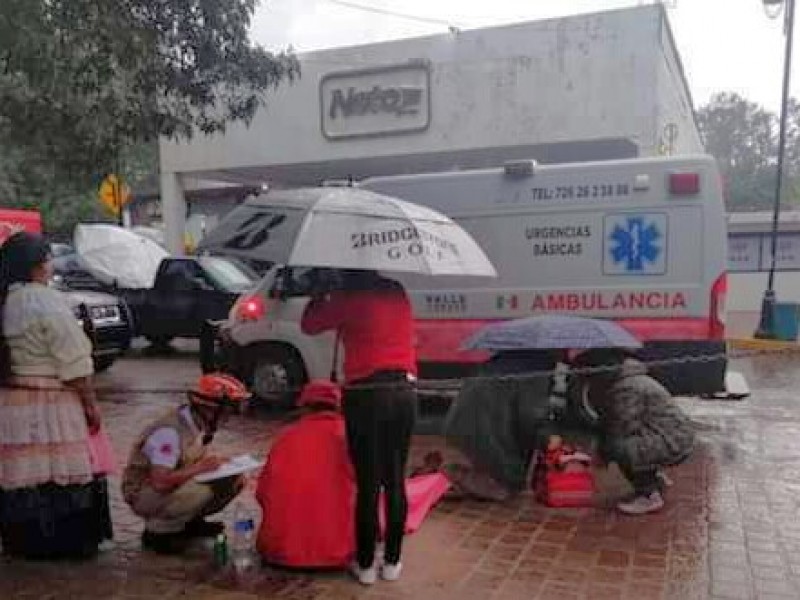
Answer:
[
  {"left": 301, "top": 269, "right": 416, "bottom": 585},
  {"left": 255, "top": 380, "right": 355, "bottom": 568}
]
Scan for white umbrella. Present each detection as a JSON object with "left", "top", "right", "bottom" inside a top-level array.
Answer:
[
  {"left": 197, "top": 188, "right": 496, "bottom": 277},
  {"left": 131, "top": 226, "right": 166, "bottom": 248},
  {"left": 74, "top": 224, "right": 169, "bottom": 288}
]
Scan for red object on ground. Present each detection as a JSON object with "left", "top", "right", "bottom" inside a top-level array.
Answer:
[
  {"left": 0, "top": 209, "right": 43, "bottom": 244},
  {"left": 540, "top": 471, "right": 595, "bottom": 508},
  {"left": 256, "top": 410, "right": 451, "bottom": 568},
  {"left": 380, "top": 473, "right": 451, "bottom": 536},
  {"left": 534, "top": 445, "right": 595, "bottom": 508},
  {"left": 301, "top": 289, "right": 417, "bottom": 383}
]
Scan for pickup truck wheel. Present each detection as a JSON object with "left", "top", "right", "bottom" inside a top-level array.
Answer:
[
  {"left": 250, "top": 348, "right": 307, "bottom": 409},
  {"left": 93, "top": 357, "right": 115, "bottom": 373}
]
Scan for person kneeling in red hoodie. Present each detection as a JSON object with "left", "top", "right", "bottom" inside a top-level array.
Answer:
[{"left": 256, "top": 380, "right": 355, "bottom": 568}]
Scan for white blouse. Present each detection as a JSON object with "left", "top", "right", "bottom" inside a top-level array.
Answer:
[{"left": 3, "top": 283, "right": 94, "bottom": 381}]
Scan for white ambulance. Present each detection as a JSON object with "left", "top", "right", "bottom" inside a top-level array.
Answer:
[{"left": 210, "top": 155, "right": 727, "bottom": 408}]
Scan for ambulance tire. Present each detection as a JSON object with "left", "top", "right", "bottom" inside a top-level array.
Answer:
[
  {"left": 566, "top": 378, "right": 600, "bottom": 429},
  {"left": 248, "top": 345, "right": 308, "bottom": 409}
]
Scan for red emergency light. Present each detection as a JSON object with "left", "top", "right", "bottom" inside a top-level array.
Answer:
[
  {"left": 668, "top": 172, "right": 700, "bottom": 196},
  {"left": 235, "top": 294, "right": 266, "bottom": 322}
]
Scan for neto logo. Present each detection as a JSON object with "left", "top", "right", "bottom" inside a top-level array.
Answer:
[{"left": 329, "top": 85, "right": 423, "bottom": 119}]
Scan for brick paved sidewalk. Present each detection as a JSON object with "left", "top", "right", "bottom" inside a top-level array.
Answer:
[{"left": 2, "top": 355, "right": 800, "bottom": 600}]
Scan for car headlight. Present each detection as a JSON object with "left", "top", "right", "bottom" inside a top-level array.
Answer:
[{"left": 89, "top": 305, "right": 121, "bottom": 324}]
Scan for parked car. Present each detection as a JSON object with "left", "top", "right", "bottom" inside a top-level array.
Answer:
[
  {"left": 55, "top": 282, "right": 134, "bottom": 372},
  {"left": 56, "top": 254, "right": 257, "bottom": 346}
]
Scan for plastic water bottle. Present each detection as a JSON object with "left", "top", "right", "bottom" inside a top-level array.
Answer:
[{"left": 231, "top": 503, "right": 255, "bottom": 573}]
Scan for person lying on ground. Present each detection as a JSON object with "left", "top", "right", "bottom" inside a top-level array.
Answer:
[
  {"left": 442, "top": 350, "right": 562, "bottom": 501},
  {"left": 572, "top": 348, "right": 694, "bottom": 515},
  {"left": 121, "top": 373, "right": 249, "bottom": 554}
]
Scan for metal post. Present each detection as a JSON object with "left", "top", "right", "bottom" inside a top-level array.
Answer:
[{"left": 755, "top": 0, "right": 796, "bottom": 338}]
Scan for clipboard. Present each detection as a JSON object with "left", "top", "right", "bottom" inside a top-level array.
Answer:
[{"left": 194, "top": 454, "right": 264, "bottom": 483}]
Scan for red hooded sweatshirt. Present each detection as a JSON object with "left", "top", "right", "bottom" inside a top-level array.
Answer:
[
  {"left": 300, "top": 284, "right": 417, "bottom": 383},
  {"left": 256, "top": 411, "right": 355, "bottom": 568}
]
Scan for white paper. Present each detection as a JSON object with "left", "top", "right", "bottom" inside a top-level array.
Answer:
[{"left": 194, "top": 454, "right": 264, "bottom": 483}]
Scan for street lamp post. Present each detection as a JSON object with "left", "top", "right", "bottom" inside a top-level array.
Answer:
[{"left": 755, "top": 0, "right": 797, "bottom": 339}]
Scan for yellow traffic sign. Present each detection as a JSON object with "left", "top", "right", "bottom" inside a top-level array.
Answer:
[{"left": 98, "top": 174, "right": 131, "bottom": 216}]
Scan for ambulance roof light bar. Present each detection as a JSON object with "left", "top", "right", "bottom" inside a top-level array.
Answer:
[{"left": 503, "top": 160, "right": 537, "bottom": 178}]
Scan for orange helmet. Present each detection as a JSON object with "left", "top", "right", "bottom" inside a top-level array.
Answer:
[
  {"left": 190, "top": 373, "right": 251, "bottom": 406},
  {"left": 297, "top": 380, "right": 342, "bottom": 409}
]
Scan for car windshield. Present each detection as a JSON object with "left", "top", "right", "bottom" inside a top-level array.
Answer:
[{"left": 199, "top": 256, "right": 255, "bottom": 293}]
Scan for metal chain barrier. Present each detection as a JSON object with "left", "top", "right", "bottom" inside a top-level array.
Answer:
[{"left": 1, "top": 342, "right": 797, "bottom": 396}]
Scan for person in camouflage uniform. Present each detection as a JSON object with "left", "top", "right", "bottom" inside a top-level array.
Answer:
[{"left": 574, "top": 348, "right": 694, "bottom": 515}]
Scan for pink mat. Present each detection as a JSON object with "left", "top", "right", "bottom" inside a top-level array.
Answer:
[{"left": 380, "top": 472, "right": 451, "bottom": 536}]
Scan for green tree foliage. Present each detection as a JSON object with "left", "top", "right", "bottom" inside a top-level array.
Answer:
[
  {"left": 697, "top": 92, "right": 800, "bottom": 212},
  {"left": 0, "top": 0, "right": 298, "bottom": 233}
]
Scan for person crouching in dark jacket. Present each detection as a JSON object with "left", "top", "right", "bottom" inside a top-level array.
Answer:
[{"left": 572, "top": 349, "right": 694, "bottom": 515}]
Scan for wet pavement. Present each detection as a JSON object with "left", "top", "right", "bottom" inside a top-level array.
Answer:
[{"left": 1, "top": 349, "right": 800, "bottom": 599}]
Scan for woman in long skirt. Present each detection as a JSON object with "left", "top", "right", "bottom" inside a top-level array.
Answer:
[{"left": 0, "top": 232, "right": 112, "bottom": 559}]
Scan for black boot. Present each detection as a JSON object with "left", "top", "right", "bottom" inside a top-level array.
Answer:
[
  {"left": 183, "top": 518, "right": 225, "bottom": 538},
  {"left": 141, "top": 530, "right": 188, "bottom": 555}
]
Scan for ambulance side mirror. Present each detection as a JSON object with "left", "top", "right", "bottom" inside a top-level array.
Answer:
[{"left": 267, "top": 267, "right": 290, "bottom": 301}]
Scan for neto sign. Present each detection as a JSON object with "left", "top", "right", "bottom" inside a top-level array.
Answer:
[
  {"left": 328, "top": 86, "right": 423, "bottom": 120},
  {"left": 320, "top": 63, "right": 431, "bottom": 139}
]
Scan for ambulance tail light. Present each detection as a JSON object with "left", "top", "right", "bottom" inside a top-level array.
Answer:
[
  {"left": 233, "top": 294, "right": 266, "bottom": 323},
  {"left": 709, "top": 273, "right": 727, "bottom": 339},
  {"left": 669, "top": 172, "right": 700, "bottom": 196}
]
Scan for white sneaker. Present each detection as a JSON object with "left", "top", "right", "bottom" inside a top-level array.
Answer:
[
  {"left": 617, "top": 491, "right": 665, "bottom": 515},
  {"left": 656, "top": 470, "right": 674, "bottom": 487},
  {"left": 349, "top": 562, "right": 378, "bottom": 586},
  {"left": 381, "top": 562, "right": 403, "bottom": 582}
]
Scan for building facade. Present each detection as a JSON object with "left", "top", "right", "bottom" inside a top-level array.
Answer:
[{"left": 159, "top": 5, "right": 701, "bottom": 253}]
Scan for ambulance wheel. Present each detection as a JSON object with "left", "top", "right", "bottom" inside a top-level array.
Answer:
[
  {"left": 249, "top": 345, "right": 307, "bottom": 409},
  {"left": 567, "top": 378, "right": 600, "bottom": 429}
]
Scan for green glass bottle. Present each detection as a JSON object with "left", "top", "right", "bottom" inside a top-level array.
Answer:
[{"left": 214, "top": 532, "right": 228, "bottom": 567}]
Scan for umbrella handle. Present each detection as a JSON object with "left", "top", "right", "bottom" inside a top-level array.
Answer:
[{"left": 330, "top": 328, "right": 341, "bottom": 383}]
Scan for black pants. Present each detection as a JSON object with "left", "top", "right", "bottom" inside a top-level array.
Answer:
[
  {"left": 616, "top": 462, "right": 660, "bottom": 496},
  {"left": 344, "top": 371, "right": 416, "bottom": 569}
]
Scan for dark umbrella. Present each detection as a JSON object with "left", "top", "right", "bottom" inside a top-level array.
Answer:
[{"left": 462, "top": 315, "right": 642, "bottom": 351}]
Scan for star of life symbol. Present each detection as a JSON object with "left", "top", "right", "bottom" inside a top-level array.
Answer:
[{"left": 604, "top": 214, "right": 667, "bottom": 275}]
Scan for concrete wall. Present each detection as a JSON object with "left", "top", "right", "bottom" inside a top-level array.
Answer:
[
  {"left": 160, "top": 5, "right": 699, "bottom": 184},
  {"left": 654, "top": 15, "right": 703, "bottom": 156},
  {"left": 158, "top": 5, "right": 704, "bottom": 253}
]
